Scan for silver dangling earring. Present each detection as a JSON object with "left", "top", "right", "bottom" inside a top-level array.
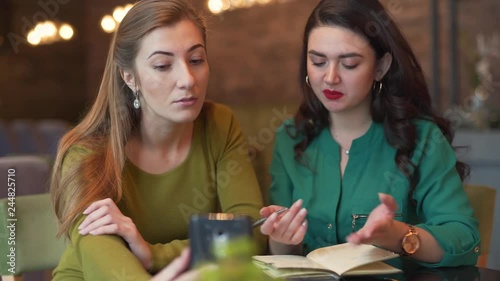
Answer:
[
  {"left": 372, "top": 81, "right": 383, "bottom": 95},
  {"left": 305, "top": 76, "right": 311, "bottom": 87},
  {"left": 133, "top": 91, "right": 141, "bottom": 109}
]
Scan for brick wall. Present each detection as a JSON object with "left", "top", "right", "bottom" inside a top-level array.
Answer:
[{"left": 0, "top": 0, "right": 499, "bottom": 122}]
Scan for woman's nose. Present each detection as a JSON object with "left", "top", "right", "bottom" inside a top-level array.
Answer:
[
  {"left": 325, "top": 65, "right": 340, "bottom": 85},
  {"left": 176, "top": 63, "right": 195, "bottom": 89}
]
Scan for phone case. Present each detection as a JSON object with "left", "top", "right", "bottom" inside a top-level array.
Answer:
[{"left": 189, "top": 213, "right": 253, "bottom": 268}]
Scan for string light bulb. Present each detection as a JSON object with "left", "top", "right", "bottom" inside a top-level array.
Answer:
[
  {"left": 26, "top": 21, "right": 74, "bottom": 46},
  {"left": 101, "top": 3, "right": 134, "bottom": 33}
]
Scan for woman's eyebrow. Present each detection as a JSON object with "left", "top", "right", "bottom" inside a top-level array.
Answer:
[
  {"left": 308, "top": 50, "right": 363, "bottom": 59},
  {"left": 147, "top": 44, "right": 205, "bottom": 59}
]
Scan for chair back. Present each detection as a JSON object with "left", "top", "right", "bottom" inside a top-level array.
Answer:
[
  {"left": 464, "top": 184, "right": 496, "bottom": 267},
  {"left": 0, "top": 156, "right": 51, "bottom": 198},
  {"left": 9, "top": 120, "right": 42, "bottom": 155},
  {"left": 36, "top": 120, "right": 70, "bottom": 157},
  {"left": 0, "top": 193, "right": 66, "bottom": 280}
]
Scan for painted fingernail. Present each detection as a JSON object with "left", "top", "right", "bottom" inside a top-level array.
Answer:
[
  {"left": 293, "top": 199, "right": 302, "bottom": 207},
  {"left": 269, "top": 212, "right": 278, "bottom": 220}
]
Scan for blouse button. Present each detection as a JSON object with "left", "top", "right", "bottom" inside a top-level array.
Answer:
[
  {"left": 474, "top": 246, "right": 480, "bottom": 253},
  {"left": 327, "top": 223, "right": 333, "bottom": 230}
]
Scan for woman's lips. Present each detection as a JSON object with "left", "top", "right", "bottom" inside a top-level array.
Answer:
[
  {"left": 323, "top": 90, "right": 344, "bottom": 100},
  {"left": 175, "top": 97, "right": 197, "bottom": 106}
]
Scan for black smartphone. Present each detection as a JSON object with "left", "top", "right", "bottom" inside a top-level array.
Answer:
[{"left": 188, "top": 213, "right": 253, "bottom": 268}]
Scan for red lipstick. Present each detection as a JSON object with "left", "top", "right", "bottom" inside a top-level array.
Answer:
[{"left": 323, "top": 90, "right": 344, "bottom": 100}]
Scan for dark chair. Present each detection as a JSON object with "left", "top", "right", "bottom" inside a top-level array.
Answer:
[
  {"left": 0, "top": 121, "right": 14, "bottom": 157},
  {"left": 9, "top": 120, "right": 41, "bottom": 155},
  {"left": 36, "top": 119, "right": 70, "bottom": 157}
]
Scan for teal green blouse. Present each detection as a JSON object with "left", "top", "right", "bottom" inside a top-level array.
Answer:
[{"left": 269, "top": 119, "right": 480, "bottom": 267}]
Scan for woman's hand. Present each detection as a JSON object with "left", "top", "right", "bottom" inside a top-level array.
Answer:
[
  {"left": 78, "top": 198, "right": 152, "bottom": 271},
  {"left": 151, "top": 248, "right": 200, "bottom": 281},
  {"left": 346, "top": 193, "right": 398, "bottom": 245},
  {"left": 259, "top": 199, "right": 307, "bottom": 246}
]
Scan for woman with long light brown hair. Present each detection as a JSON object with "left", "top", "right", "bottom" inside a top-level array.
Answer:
[{"left": 51, "top": 0, "right": 265, "bottom": 280}]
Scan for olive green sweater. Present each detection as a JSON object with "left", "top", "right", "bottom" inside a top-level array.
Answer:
[{"left": 52, "top": 102, "right": 265, "bottom": 281}]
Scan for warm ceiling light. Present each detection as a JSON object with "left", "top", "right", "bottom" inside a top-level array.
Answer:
[
  {"left": 27, "top": 30, "right": 41, "bottom": 46},
  {"left": 40, "top": 21, "right": 57, "bottom": 37},
  {"left": 124, "top": 4, "right": 134, "bottom": 14},
  {"left": 113, "top": 6, "right": 127, "bottom": 23},
  {"left": 208, "top": 0, "right": 280, "bottom": 14},
  {"left": 101, "top": 15, "right": 117, "bottom": 33},
  {"left": 208, "top": 0, "right": 231, "bottom": 13},
  {"left": 26, "top": 21, "right": 74, "bottom": 46},
  {"left": 208, "top": 0, "right": 224, "bottom": 14},
  {"left": 229, "top": 0, "right": 244, "bottom": 8},
  {"left": 101, "top": 4, "right": 134, "bottom": 33},
  {"left": 59, "top": 24, "right": 74, "bottom": 40}
]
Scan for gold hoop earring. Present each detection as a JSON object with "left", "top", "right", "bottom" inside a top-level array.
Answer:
[
  {"left": 372, "top": 81, "right": 383, "bottom": 95},
  {"left": 305, "top": 76, "right": 311, "bottom": 87}
]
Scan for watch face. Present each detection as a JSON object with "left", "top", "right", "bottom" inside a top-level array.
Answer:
[{"left": 403, "top": 234, "right": 420, "bottom": 254}]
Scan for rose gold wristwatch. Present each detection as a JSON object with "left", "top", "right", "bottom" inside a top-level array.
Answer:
[{"left": 401, "top": 224, "right": 420, "bottom": 256}]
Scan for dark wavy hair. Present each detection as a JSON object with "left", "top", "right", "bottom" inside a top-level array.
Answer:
[{"left": 292, "top": 0, "right": 468, "bottom": 200}]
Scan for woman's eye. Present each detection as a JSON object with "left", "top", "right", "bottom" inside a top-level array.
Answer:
[
  {"left": 153, "top": 64, "right": 171, "bottom": 71},
  {"left": 190, "top": 59, "right": 205, "bottom": 65},
  {"left": 343, "top": 64, "right": 358, "bottom": 70},
  {"left": 312, "top": 61, "right": 326, "bottom": 67}
]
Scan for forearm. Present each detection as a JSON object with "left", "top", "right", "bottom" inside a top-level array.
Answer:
[{"left": 376, "top": 221, "right": 444, "bottom": 263}]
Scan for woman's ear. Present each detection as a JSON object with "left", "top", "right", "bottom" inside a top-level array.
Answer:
[
  {"left": 375, "top": 52, "right": 393, "bottom": 81},
  {"left": 120, "top": 69, "right": 136, "bottom": 91}
]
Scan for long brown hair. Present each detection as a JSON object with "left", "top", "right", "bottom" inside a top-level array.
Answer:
[
  {"left": 293, "top": 0, "right": 468, "bottom": 200},
  {"left": 51, "top": 0, "right": 207, "bottom": 238}
]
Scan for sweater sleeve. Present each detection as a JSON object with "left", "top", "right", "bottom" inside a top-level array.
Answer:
[
  {"left": 148, "top": 240, "right": 188, "bottom": 273},
  {"left": 70, "top": 216, "right": 152, "bottom": 281},
  {"left": 53, "top": 147, "right": 152, "bottom": 280},
  {"left": 412, "top": 121, "right": 480, "bottom": 267}
]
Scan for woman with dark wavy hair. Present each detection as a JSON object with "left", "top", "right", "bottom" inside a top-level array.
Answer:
[{"left": 260, "top": 0, "right": 480, "bottom": 267}]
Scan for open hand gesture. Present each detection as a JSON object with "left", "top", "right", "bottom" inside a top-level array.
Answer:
[{"left": 346, "top": 193, "right": 397, "bottom": 246}]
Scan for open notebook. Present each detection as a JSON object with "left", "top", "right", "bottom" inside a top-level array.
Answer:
[{"left": 253, "top": 243, "right": 402, "bottom": 279}]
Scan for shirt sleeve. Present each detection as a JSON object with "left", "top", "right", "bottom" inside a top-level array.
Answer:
[{"left": 412, "top": 122, "right": 480, "bottom": 267}]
